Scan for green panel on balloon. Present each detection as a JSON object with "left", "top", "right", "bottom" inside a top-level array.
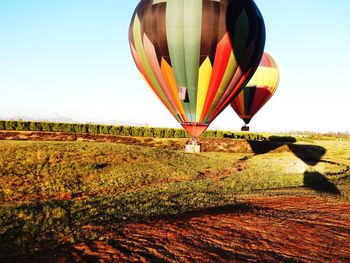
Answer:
[
  {"left": 166, "top": 0, "right": 186, "bottom": 86},
  {"left": 232, "top": 10, "right": 249, "bottom": 63},
  {"left": 183, "top": 0, "right": 202, "bottom": 122},
  {"left": 165, "top": 0, "right": 192, "bottom": 120},
  {"left": 244, "top": 87, "right": 254, "bottom": 115}
]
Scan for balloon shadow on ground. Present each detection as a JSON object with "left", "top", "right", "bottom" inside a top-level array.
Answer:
[
  {"left": 304, "top": 171, "right": 341, "bottom": 195},
  {"left": 247, "top": 139, "right": 340, "bottom": 196}
]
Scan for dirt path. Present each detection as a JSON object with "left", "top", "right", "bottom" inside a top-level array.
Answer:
[{"left": 11, "top": 196, "right": 350, "bottom": 263}]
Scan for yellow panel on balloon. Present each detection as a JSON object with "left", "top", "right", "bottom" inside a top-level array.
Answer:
[
  {"left": 247, "top": 67, "right": 279, "bottom": 88},
  {"left": 196, "top": 57, "right": 212, "bottom": 122}
]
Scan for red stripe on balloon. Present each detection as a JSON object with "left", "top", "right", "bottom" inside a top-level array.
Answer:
[
  {"left": 249, "top": 87, "right": 272, "bottom": 116},
  {"left": 231, "top": 99, "right": 241, "bottom": 117},
  {"left": 200, "top": 33, "right": 233, "bottom": 121},
  {"left": 181, "top": 123, "right": 209, "bottom": 138},
  {"left": 209, "top": 69, "right": 252, "bottom": 122},
  {"left": 261, "top": 53, "right": 272, "bottom": 67}
]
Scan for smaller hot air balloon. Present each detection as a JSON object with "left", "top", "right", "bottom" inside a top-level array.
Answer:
[{"left": 231, "top": 52, "right": 280, "bottom": 131}]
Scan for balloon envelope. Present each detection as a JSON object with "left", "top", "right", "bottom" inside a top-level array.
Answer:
[
  {"left": 129, "top": 0, "right": 265, "bottom": 138},
  {"left": 231, "top": 52, "right": 280, "bottom": 124}
]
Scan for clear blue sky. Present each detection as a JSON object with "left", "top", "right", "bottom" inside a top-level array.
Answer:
[{"left": 0, "top": 0, "right": 349, "bottom": 132}]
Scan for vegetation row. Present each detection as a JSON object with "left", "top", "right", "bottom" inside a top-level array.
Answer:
[{"left": 0, "top": 120, "right": 296, "bottom": 142}]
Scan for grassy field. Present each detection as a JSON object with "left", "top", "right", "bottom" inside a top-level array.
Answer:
[{"left": 0, "top": 137, "right": 349, "bottom": 258}]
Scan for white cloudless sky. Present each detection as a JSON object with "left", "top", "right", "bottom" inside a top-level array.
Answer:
[{"left": 0, "top": 0, "right": 349, "bottom": 132}]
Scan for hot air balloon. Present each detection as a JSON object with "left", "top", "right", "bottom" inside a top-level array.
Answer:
[
  {"left": 231, "top": 52, "right": 280, "bottom": 131},
  {"left": 129, "top": 0, "right": 265, "bottom": 145}
]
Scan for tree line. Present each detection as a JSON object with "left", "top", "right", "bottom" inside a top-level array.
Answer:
[{"left": 0, "top": 120, "right": 297, "bottom": 142}]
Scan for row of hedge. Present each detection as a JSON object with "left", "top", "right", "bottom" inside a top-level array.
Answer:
[
  {"left": 0, "top": 120, "right": 296, "bottom": 142},
  {"left": 0, "top": 121, "right": 189, "bottom": 138}
]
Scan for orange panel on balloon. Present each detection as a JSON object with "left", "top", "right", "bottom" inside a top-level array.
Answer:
[{"left": 181, "top": 124, "right": 209, "bottom": 138}]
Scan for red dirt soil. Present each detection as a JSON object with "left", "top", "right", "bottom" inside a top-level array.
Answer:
[
  {"left": 2, "top": 131, "right": 350, "bottom": 261},
  {"left": 12, "top": 196, "right": 350, "bottom": 263}
]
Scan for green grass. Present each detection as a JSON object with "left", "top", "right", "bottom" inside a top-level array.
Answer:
[
  {"left": 0, "top": 141, "right": 244, "bottom": 205},
  {"left": 0, "top": 139, "right": 349, "bottom": 256}
]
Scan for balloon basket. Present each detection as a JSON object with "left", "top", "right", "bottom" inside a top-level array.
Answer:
[
  {"left": 241, "top": 125, "right": 250, "bottom": 132},
  {"left": 185, "top": 144, "right": 201, "bottom": 153},
  {"left": 185, "top": 138, "right": 201, "bottom": 153}
]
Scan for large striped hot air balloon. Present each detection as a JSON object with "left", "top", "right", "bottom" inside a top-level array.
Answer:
[
  {"left": 231, "top": 52, "right": 280, "bottom": 131},
  {"left": 129, "top": 0, "right": 265, "bottom": 143}
]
